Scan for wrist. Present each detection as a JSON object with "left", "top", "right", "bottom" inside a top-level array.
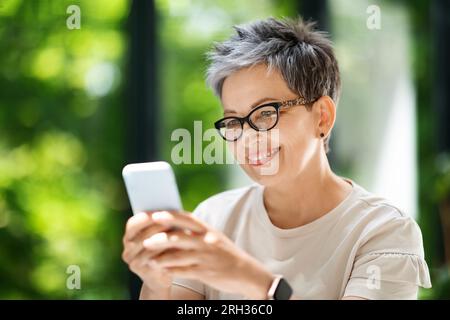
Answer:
[
  {"left": 140, "top": 283, "right": 171, "bottom": 300},
  {"left": 239, "top": 263, "right": 274, "bottom": 300}
]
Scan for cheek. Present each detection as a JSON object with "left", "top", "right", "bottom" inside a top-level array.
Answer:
[
  {"left": 280, "top": 117, "right": 310, "bottom": 145},
  {"left": 281, "top": 132, "right": 308, "bottom": 150},
  {"left": 279, "top": 121, "right": 315, "bottom": 162}
]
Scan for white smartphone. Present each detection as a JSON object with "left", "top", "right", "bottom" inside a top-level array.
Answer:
[{"left": 122, "top": 161, "right": 183, "bottom": 215}]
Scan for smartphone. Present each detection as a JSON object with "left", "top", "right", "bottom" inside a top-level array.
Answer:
[{"left": 122, "top": 161, "right": 183, "bottom": 215}]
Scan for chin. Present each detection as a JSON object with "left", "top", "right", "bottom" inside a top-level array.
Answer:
[{"left": 250, "top": 172, "right": 285, "bottom": 187}]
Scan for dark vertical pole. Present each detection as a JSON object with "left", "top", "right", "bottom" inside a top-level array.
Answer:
[
  {"left": 298, "top": 0, "right": 329, "bottom": 31},
  {"left": 432, "top": 0, "right": 450, "bottom": 265},
  {"left": 127, "top": 0, "right": 159, "bottom": 163},
  {"left": 126, "top": 0, "right": 159, "bottom": 299},
  {"left": 433, "top": 0, "right": 450, "bottom": 152}
]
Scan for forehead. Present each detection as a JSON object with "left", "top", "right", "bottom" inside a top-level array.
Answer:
[{"left": 221, "top": 64, "right": 295, "bottom": 112}]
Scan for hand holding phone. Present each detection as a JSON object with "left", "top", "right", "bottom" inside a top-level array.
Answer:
[{"left": 121, "top": 161, "right": 184, "bottom": 298}]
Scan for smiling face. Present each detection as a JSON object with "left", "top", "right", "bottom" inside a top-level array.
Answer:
[{"left": 221, "top": 63, "right": 331, "bottom": 187}]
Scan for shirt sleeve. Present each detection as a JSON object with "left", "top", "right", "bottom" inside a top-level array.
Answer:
[
  {"left": 343, "top": 215, "right": 432, "bottom": 300},
  {"left": 171, "top": 200, "right": 209, "bottom": 297}
]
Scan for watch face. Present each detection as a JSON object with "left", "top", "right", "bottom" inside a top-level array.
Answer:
[{"left": 274, "top": 278, "right": 293, "bottom": 300}]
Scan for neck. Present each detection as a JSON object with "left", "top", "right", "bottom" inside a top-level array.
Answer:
[{"left": 263, "top": 150, "right": 352, "bottom": 229}]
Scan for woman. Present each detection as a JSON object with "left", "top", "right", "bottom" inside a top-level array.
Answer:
[{"left": 122, "top": 16, "right": 431, "bottom": 300}]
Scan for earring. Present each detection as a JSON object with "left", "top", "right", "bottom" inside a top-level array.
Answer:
[{"left": 320, "top": 133, "right": 324, "bottom": 138}]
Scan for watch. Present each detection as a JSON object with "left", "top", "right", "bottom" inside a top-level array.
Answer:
[{"left": 267, "top": 275, "right": 293, "bottom": 300}]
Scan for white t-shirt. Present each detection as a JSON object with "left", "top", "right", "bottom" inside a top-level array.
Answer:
[{"left": 172, "top": 179, "right": 431, "bottom": 299}]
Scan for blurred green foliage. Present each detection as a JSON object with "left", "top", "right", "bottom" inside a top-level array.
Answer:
[
  {"left": 408, "top": 0, "right": 450, "bottom": 299},
  {"left": 0, "top": 0, "right": 296, "bottom": 299},
  {"left": 0, "top": 0, "right": 129, "bottom": 298}
]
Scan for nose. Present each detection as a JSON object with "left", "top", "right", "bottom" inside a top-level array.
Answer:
[
  {"left": 240, "top": 121, "right": 259, "bottom": 141},
  {"left": 240, "top": 126, "right": 269, "bottom": 152}
]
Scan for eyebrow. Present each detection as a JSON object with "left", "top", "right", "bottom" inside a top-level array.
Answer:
[{"left": 223, "top": 97, "right": 278, "bottom": 115}]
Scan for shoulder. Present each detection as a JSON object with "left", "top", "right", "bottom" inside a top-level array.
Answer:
[
  {"left": 344, "top": 181, "right": 432, "bottom": 294},
  {"left": 349, "top": 182, "right": 424, "bottom": 258}
]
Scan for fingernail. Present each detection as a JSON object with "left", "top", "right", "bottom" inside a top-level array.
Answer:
[
  {"left": 143, "top": 233, "right": 168, "bottom": 247},
  {"left": 152, "top": 211, "right": 172, "bottom": 221},
  {"left": 143, "top": 238, "right": 152, "bottom": 247}
]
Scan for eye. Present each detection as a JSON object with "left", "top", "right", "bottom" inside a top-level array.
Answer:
[
  {"left": 256, "top": 109, "right": 277, "bottom": 120},
  {"left": 260, "top": 110, "right": 276, "bottom": 117},
  {"left": 225, "top": 118, "right": 241, "bottom": 128}
]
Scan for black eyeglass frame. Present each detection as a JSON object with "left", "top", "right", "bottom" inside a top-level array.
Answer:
[{"left": 214, "top": 97, "right": 318, "bottom": 142}]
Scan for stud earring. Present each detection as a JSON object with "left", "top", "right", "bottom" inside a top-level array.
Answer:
[{"left": 320, "top": 133, "right": 324, "bottom": 138}]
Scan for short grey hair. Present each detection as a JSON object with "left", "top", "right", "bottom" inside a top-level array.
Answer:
[{"left": 205, "top": 16, "right": 341, "bottom": 153}]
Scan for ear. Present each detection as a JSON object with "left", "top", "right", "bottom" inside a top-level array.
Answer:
[{"left": 314, "top": 96, "right": 336, "bottom": 138}]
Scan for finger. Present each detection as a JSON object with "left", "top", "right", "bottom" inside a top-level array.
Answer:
[
  {"left": 122, "top": 223, "right": 169, "bottom": 263},
  {"left": 124, "top": 211, "right": 168, "bottom": 242},
  {"left": 129, "top": 246, "right": 172, "bottom": 270},
  {"left": 152, "top": 249, "right": 201, "bottom": 268},
  {"left": 129, "top": 249, "right": 152, "bottom": 271},
  {"left": 135, "top": 223, "right": 171, "bottom": 243},
  {"left": 142, "top": 229, "right": 203, "bottom": 251},
  {"left": 151, "top": 211, "right": 208, "bottom": 234}
]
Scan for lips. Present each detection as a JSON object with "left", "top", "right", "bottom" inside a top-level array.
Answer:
[{"left": 247, "top": 147, "right": 280, "bottom": 166}]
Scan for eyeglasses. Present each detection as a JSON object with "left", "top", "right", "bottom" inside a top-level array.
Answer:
[{"left": 214, "top": 97, "right": 316, "bottom": 142}]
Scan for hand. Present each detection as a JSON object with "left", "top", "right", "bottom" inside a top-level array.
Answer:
[
  {"left": 121, "top": 211, "right": 176, "bottom": 298},
  {"left": 143, "top": 211, "right": 275, "bottom": 299}
]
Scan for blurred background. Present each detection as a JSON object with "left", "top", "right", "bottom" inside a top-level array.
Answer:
[{"left": 0, "top": 0, "right": 449, "bottom": 299}]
